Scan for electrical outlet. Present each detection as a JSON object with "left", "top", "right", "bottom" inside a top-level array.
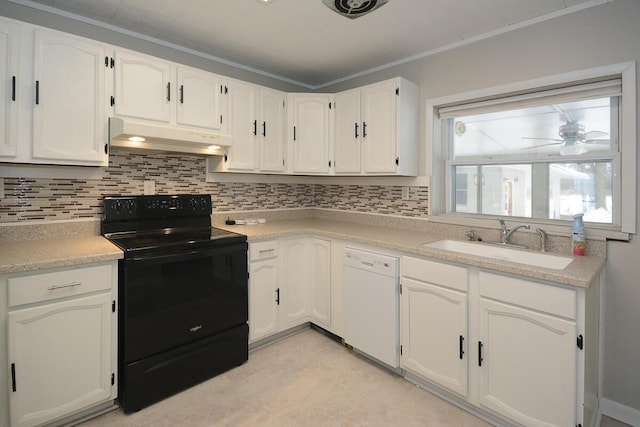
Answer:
[
  {"left": 0, "top": 178, "right": 4, "bottom": 199},
  {"left": 401, "top": 186, "right": 410, "bottom": 200},
  {"left": 143, "top": 180, "right": 155, "bottom": 195}
]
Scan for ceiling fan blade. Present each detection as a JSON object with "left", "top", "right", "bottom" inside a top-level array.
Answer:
[
  {"left": 522, "top": 137, "right": 564, "bottom": 141},
  {"left": 584, "top": 130, "right": 609, "bottom": 139},
  {"left": 521, "top": 141, "right": 564, "bottom": 150},
  {"left": 582, "top": 139, "right": 610, "bottom": 145}
]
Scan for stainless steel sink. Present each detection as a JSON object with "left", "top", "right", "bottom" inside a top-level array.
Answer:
[{"left": 423, "top": 239, "right": 573, "bottom": 270}]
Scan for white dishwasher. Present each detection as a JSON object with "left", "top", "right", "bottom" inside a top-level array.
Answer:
[{"left": 343, "top": 248, "right": 400, "bottom": 368}]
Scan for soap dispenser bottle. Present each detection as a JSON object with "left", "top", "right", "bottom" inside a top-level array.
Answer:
[{"left": 572, "top": 213, "right": 585, "bottom": 256}]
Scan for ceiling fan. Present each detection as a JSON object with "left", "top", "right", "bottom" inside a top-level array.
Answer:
[{"left": 522, "top": 122, "right": 610, "bottom": 155}]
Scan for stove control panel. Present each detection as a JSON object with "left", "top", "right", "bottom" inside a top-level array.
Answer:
[{"left": 103, "top": 194, "right": 212, "bottom": 222}]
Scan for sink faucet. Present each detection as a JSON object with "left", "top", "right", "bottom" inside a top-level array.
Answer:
[
  {"left": 498, "top": 218, "right": 530, "bottom": 244},
  {"left": 535, "top": 228, "right": 548, "bottom": 252}
]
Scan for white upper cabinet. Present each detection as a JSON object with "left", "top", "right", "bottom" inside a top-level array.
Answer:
[
  {"left": 113, "top": 49, "right": 226, "bottom": 131},
  {"left": 113, "top": 50, "right": 172, "bottom": 123},
  {"left": 176, "top": 65, "right": 225, "bottom": 130},
  {"left": 288, "top": 93, "right": 332, "bottom": 174},
  {"left": 224, "top": 79, "right": 258, "bottom": 171},
  {"left": 333, "top": 89, "right": 361, "bottom": 173},
  {"left": 2, "top": 18, "right": 109, "bottom": 166},
  {"left": 215, "top": 80, "right": 285, "bottom": 173},
  {"left": 31, "top": 29, "right": 108, "bottom": 165},
  {"left": 259, "top": 87, "right": 286, "bottom": 172},
  {"left": 334, "top": 77, "right": 419, "bottom": 176},
  {"left": 0, "top": 18, "right": 19, "bottom": 159}
]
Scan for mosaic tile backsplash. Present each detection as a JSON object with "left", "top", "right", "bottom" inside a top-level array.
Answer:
[{"left": 0, "top": 150, "right": 429, "bottom": 223}]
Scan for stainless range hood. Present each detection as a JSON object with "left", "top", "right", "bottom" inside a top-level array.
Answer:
[{"left": 109, "top": 117, "right": 232, "bottom": 156}]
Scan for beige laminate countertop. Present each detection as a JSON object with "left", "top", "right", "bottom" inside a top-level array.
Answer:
[
  {"left": 0, "top": 236, "right": 123, "bottom": 275},
  {"left": 0, "top": 218, "right": 604, "bottom": 287},
  {"left": 218, "top": 218, "right": 604, "bottom": 288}
]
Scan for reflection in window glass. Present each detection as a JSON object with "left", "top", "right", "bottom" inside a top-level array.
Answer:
[
  {"left": 453, "top": 162, "right": 612, "bottom": 223},
  {"left": 452, "top": 98, "right": 613, "bottom": 160},
  {"left": 446, "top": 92, "right": 618, "bottom": 224},
  {"left": 550, "top": 162, "right": 612, "bottom": 223}
]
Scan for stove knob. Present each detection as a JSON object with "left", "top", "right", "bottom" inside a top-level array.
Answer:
[
  {"left": 112, "top": 200, "right": 123, "bottom": 213},
  {"left": 188, "top": 198, "right": 198, "bottom": 210},
  {"left": 125, "top": 200, "right": 136, "bottom": 213}
]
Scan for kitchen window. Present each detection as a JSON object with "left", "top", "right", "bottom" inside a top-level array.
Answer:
[{"left": 428, "top": 63, "right": 636, "bottom": 238}]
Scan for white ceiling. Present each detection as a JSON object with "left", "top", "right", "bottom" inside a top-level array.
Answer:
[{"left": 11, "top": 0, "right": 607, "bottom": 88}]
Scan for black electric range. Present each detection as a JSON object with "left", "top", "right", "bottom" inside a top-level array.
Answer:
[{"left": 102, "top": 194, "right": 248, "bottom": 413}]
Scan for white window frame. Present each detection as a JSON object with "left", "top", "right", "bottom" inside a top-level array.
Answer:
[{"left": 426, "top": 62, "right": 636, "bottom": 240}]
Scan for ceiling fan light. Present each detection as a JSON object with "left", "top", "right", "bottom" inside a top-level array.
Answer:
[{"left": 559, "top": 143, "right": 587, "bottom": 156}]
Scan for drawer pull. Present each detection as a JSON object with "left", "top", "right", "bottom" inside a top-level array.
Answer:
[
  {"left": 47, "top": 281, "right": 81, "bottom": 291},
  {"left": 259, "top": 249, "right": 275, "bottom": 254}
]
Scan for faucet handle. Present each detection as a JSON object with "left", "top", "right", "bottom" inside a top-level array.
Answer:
[{"left": 465, "top": 230, "right": 476, "bottom": 241}]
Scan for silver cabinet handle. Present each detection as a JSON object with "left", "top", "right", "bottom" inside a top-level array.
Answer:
[
  {"left": 47, "top": 281, "right": 81, "bottom": 291},
  {"left": 259, "top": 249, "right": 275, "bottom": 254}
]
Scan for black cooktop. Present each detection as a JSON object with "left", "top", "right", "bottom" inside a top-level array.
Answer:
[
  {"left": 102, "top": 194, "right": 245, "bottom": 255},
  {"left": 105, "top": 227, "right": 245, "bottom": 253}
]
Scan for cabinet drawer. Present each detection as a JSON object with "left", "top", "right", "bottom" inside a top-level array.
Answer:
[
  {"left": 249, "top": 240, "right": 278, "bottom": 261},
  {"left": 402, "top": 256, "right": 468, "bottom": 292},
  {"left": 478, "top": 271, "right": 576, "bottom": 319},
  {"left": 8, "top": 264, "right": 113, "bottom": 307}
]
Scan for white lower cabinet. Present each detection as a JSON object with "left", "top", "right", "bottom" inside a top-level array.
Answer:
[
  {"left": 401, "top": 257, "right": 469, "bottom": 396},
  {"left": 401, "top": 256, "right": 596, "bottom": 427},
  {"left": 476, "top": 271, "right": 578, "bottom": 427},
  {"left": 281, "top": 237, "right": 331, "bottom": 330},
  {"left": 248, "top": 237, "right": 331, "bottom": 344},
  {"left": 308, "top": 238, "right": 331, "bottom": 328},
  {"left": 2, "top": 262, "right": 117, "bottom": 427},
  {"left": 281, "top": 238, "right": 310, "bottom": 327},
  {"left": 248, "top": 240, "right": 280, "bottom": 343}
]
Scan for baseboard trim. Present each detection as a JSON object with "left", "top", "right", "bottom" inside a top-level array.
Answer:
[{"left": 600, "top": 397, "right": 640, "bottom": 426}]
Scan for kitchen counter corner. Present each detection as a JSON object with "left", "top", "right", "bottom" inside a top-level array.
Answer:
[{"left": 0, "top": 236, "right": 124, "bottom": 275}]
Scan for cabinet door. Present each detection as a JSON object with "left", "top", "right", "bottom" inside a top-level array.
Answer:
[
  {"left": 361, "top": 80, "right": 397, "bottom": 173},
  {"left": 114, "top": 50, "right": 172, "bottom": 122},
  {"left": 259, "top": 87, "right": 286, "bottom": 173},
  {"left": 289, "top": 94, "right": 331, "bottom": 174},
  {"left": 401, "top": 277, "right": 468, "bottom": 396},
  {"left": 8, "top": 292, "right": 113, "bottom": 427},
  {"left": 32, "top": 30, "right": 107, "bottom": 164},
  {"left": 309, "top": 238, "right": 331, "bottom": 327},
  {"left": 281, "top": 238, "right": 310, "bottom": 327},
  {"left": 176, "top": 66, "right": 224, "bottom": 130},
  {"left": 477, "top": 298, "right": 577, "bottom": 427},
  {"left": 0, "top": 18, "right": 19, "bottom": 158},
  {"left": 333, "top": 89, "right": 361, "bottom": 173},
  {"left": 249, "top": 258, "right": 280, "bottom": 342},
  {"left": 226, "top": 80, "right": 258, "bottom": 171}
]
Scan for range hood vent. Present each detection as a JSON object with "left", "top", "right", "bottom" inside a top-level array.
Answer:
[
  {"left": 322, "top": 0, "right": 389, "bottom": 19},
  {"left": 109, "top": 117, "right": 232, "bottom": 156}
]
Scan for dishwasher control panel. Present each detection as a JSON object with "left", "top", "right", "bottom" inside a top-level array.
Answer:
[{"left": 344, "top": 248, "right": 398, "bottom": 277}]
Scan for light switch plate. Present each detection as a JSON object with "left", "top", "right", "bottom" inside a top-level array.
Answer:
[
  {"left": 402, "top": 186, "right": 410, "bottom": 200},
  {"left": 0, "top": 178, "right": 4, "bottom": 199}
]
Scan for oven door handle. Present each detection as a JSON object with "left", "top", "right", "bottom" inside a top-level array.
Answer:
[{"left": 127, "top": 243, "right": 246, "bottom": 264}]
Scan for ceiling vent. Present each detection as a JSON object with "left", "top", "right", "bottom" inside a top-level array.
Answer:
[{"left": 322, "top": 0, "right": 389, "bottom": 19}]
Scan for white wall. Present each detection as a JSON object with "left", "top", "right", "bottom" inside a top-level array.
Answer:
[{"left": 324, "top": 0, "right": 640, "bottom": 417}]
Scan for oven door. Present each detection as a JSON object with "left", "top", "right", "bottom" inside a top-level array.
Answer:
[{"left": 120, "top": 241, "right": 248, "bottom": 363}]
